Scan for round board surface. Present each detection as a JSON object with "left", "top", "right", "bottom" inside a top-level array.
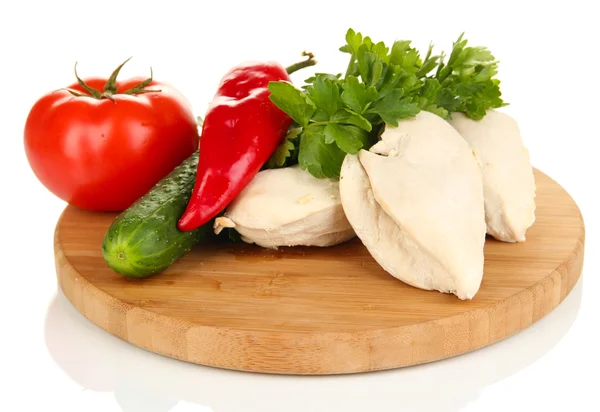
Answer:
[{"left": 55, "top": 169, "right": 585, "bottom": 375}]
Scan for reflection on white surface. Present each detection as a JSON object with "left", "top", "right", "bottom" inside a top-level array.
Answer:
[{"left": 44, "top": 278, "right": 583, "bottom": 412}]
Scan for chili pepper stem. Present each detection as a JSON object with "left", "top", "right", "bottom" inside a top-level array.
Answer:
[{"left": 285, "top": 51, "right": 317, "bottom": 75}]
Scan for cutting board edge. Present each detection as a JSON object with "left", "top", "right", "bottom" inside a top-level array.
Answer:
[{"left": 53, "top": 191, "right": 585, "bottom": 375}]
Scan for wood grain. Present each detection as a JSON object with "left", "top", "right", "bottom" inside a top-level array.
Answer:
[{"left": 54, "top": 169, "right": 585, "bottom": 375}]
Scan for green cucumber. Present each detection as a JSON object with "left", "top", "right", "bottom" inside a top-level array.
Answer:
[{"left": 102, "top": 152, "right": 212, "bottom": 277}]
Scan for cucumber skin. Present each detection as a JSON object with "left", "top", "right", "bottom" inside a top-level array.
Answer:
[{"left": 102, "top": 152, "right": 211, "bottom": 278}]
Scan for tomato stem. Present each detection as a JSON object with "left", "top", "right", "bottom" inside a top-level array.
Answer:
[
  {"left": 74, "top": 62, "right": 102, "bottom": 99},
  {"left": 67, "top": 58, "right": 162, "bottom": 101},
  {"left": 104, "top": 57, "right": 132, "bottom": 95},
  {"left": 122, "top": 67, "right": 162, "bottom": 95}
]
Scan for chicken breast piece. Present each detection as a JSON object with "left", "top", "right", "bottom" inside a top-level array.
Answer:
[
  {"left": 340, "top": 111, "right": 486, "bottom": 300},
  {"left": 214, "top": 165, "right": 355, "bottom": 249},
  {"left": 448, "top": 110, "right": 536, "bottom": 242}
]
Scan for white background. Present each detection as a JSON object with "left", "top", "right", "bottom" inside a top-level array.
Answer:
[{"left": 1, "top": 1, "right": 598, "bottom": 411}]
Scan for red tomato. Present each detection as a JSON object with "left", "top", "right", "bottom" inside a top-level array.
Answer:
[{"left": 24, "top": 64, "right": 199, "bottom": 211}]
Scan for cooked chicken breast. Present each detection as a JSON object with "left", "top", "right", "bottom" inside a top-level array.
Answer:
[
  {"left": 214, "top": 165, "right": 354, "bottom": 248},
  {"left": 340, "top": 111, "right": 486, "bottom": 300},
  {"left": 448, "top": 110, "right": 536, "bottom": 242}
]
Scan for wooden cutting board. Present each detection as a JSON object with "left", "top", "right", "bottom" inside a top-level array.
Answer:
[{"left": 54, "top": 169, "right": 585, "bottom": 375}]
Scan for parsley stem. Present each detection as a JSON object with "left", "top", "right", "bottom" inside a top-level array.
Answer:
[
  {"left": 344, "top": 55, "right": 355, "bottom": 78},
  {"left": 307, "top": 121, "right": 329, "bottom": 127}
]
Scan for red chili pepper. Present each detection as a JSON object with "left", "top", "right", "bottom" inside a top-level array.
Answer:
[{"left": 178, "top": 54, "right": 316, "bottom": 231}]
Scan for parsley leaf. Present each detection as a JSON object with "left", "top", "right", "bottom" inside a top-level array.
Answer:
[
  {"left": 340, "top": 29, "right": 442, "bottom": 106},
  {"left": 340, "top": 76, "right": 378, "bottom": 114},
  {"left": 390, "top": 44, "right": 420, "bottom": 74},
  {"left": 339, "top": 28, "right": 363, "bottom": 55},
  {"left": 266, "top": 127, "right": 302, "bottom": 169},
  {"left": 306, "top": 76, "right": 339, "bottom": 116},
  {"left": 433, "top": 33, "right": 506, "bottom": 119},
  {"left": 389, "top": 40, "right": 412, "bottom": 66},
  {"left": 367, "top": 89, "right": 420, "bottom": 126},
  {"left": 416, "top": 44, "right": 441, "bottom": 78},
  {"left": 413, "top": 78, "right": 450, "bottom": 119},
  {"left": 324, "top": 123, "right": 368, "bottom": 155},
  {"left": 268, "top": 139, "right": 295, "bottom": 168},
  {"left": 330, "top": 109, "right": 371, "bottom": 132},
  {"left": 302, "top": 73, "right": 342, "bottom": 90},
  {"left": 358, "top": 48, "right": 385, "bottom": 87},
  {"left": 299, "top": 125, "right": 346, "bottom": 179},
  {"left": 268, "top": 81, "right": 315, "bottom": 126}
]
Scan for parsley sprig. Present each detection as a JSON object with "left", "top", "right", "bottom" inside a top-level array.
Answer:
[
  {"left": 266, "top": 29, "right": 506, "bottom": 178},
  {"left": 433, "top": 33, "right": 506, "bottom": 119}
]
